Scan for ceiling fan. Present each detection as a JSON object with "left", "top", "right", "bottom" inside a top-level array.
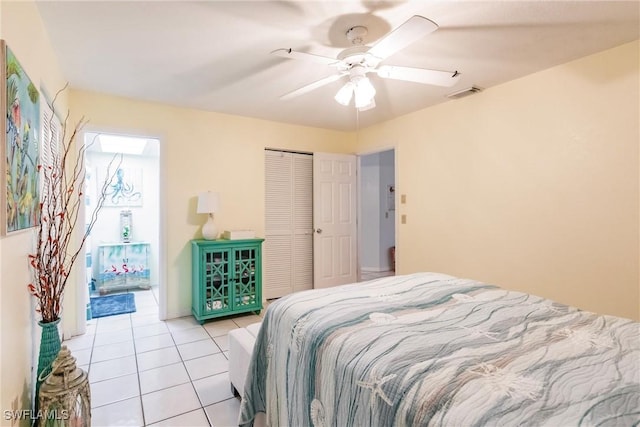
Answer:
[{"left": 272, "top": 15, "right": 461, "bottom": 111}]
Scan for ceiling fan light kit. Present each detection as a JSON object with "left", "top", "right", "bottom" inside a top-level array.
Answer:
[
  {"left": 334, "top": 65, "right": 377, "bottom": 111},
  {"left": 273, "top": 15, "right": 462, "bottom": 111}
]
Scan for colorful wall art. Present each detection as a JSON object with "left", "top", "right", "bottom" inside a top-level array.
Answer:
[{"left": 1, "top": 40, "right": 41, "bottom": 235}]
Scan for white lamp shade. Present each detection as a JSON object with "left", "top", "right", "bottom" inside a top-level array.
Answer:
[
  {"left": 357, "top": 97, "right": 376, "bottom": 112},
  {"left": 197, "top": 191, "right": 220, "bottom": 214},
  {"left": 354, "top": 77, "right": 376, "bottom": 109},
  {"left": 334, "top": 81, "right": 354, "bottom": 106}
]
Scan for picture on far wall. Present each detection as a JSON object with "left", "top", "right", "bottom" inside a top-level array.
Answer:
[
  {"left": 0, "top": 40, "right": 41, "bottom": 235},
  {"left": 99, "top": 166, "right": 143, "bottom": 207}
]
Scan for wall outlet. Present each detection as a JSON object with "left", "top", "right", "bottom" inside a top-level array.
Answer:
[
  {"left": 401, "top": 214, "right": 407, "bottom": 224},
  {"left": 401, "top": 194, "right": 406, "bottom": 204}
]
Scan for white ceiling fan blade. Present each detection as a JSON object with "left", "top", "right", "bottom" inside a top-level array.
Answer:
[
  {"left": 271, "top": 48, "right": 339, "bottom": 66},
  {"left": 368, "top": 15, "right": 438, "bottom": 61},
  {"left": 280, "top": 74, "right": 345, "bottom": 100},
  {"left": 376, "top": 65, "right": 461, "bottom": 87}
]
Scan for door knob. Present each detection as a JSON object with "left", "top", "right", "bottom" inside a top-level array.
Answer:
[{"left": 315, "top": 228, "right": 323, "bottom": 234}]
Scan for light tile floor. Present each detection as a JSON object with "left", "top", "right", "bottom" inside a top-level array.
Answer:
[
  {"left": 67, "top": 273, "right": 391, "bottom": 426},
  {"left": 64, "top": 288, "right": 264, "bottom": 427}
]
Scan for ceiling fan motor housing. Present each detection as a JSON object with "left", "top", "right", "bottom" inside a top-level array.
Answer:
[
  {"left": 337, "top": 46, "right": 376, "bottom": 67},
  {"left": 338, "top": 26, "right": 380, "bottom": 68},
  {"left": 349, "top": 65, "right": 368, "bottom": 81}
]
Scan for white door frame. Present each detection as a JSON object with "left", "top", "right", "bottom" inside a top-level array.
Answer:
[
  {"left": 157, "top": 136, "right": 168, "bottom": 321},
  {"left": 69, "top": 129, "right": 166, "bottom": 338}
]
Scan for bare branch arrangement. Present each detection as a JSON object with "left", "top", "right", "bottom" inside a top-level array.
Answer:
[{"left": 27, "top": 99, "right": 121, "bottom": 323}]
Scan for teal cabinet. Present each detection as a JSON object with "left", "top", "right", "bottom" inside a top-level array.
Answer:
[{"left": 191, "top": 239, "right": 264, "bottom": 323}]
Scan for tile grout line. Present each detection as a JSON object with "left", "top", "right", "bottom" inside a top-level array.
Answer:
[
  {"left": 130, "top": 302, "right": 148, "bottom": 426},
  {"left": 170, "top": 318, "right": 226, "bottom": 425},
  {"left": 83, "top": 289, "right": 260, "bottom": 426},
  {"left": 92, "top": 296, "right": 147, "bottom": 422},
  {"left": 147, "top": 316, "right": 214, "bottom": 426},
  {"left": 87, "top": 314, "right": 137, "bottom": 411},
  {"left": 134, "top": 357, "right": 147, "bottom": 426}
]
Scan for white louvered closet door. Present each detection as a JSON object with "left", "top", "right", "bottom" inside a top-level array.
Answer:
[
  {"left": 292, "top": 154, "right": 313, "bottom": 293},
  {"left": 264, "top": 150, "right": 313, "bottom": 299}
]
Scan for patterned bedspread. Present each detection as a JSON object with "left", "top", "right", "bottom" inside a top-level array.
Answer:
[{"left": 239, "top": 273, "right": 640, "bottom": 426}]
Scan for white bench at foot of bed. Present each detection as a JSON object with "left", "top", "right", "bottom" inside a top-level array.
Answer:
[{"left": 228, "top": 321, "right": 262, "bottom": 398}]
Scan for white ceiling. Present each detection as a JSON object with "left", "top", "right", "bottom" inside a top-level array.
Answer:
[{"left": 35, "top": 1, "right": 639, "bottom": 132}]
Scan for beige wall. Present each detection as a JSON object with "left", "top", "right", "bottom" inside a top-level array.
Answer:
[
  {"left": 357, "top": 41, "right": 639, "bottom": 320},
  {"left": 68, "top": 91, "right": 355, "bottom": 321},
  {"left": 0, "top": 0, "right": 69, "bottom": 423}
]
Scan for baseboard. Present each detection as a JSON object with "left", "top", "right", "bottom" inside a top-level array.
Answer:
[
  {"left": 166, "top": 308, "right": 193, "bottom": 320},
  {"left": 361, "top": 267, "right": 391, "bottom": 273}
]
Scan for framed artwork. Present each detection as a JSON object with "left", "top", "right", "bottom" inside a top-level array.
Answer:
[
  {"left": 99, "top": 166, "right": 143, "bottom": 207},
  {"left": 1, "top": 40, "right": 41, "bottom": 235}
]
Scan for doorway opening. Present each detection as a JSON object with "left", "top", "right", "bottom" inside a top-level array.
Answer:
[
  {"left": 81, "top": 132, "right": 161, "bottom": 326},
  {"left": 358, "top": 148, "right": 396, "bottom": 281}
]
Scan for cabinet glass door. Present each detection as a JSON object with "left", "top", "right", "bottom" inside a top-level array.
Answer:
[
  {"left": 126, "top": 243, "right": 150, "bottom": 286},
  {"left": 202, "top": 249, "right": 231, "bottom": 313},
  {"left": 233, "top": 247, "right": 259, "bottom": 309}
]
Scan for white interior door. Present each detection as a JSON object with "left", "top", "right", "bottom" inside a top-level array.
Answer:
[{"left": 313, "top": 152, "right": 357, "bottom": 288}]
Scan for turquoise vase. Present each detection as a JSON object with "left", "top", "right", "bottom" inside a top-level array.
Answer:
[{"left": 36, "top": 319, "right": 61, "bottom": 397}]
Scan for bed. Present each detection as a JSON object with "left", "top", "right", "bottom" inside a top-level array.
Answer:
[{"left": 239, "top": 272, "right": 640, "bottom": 426}]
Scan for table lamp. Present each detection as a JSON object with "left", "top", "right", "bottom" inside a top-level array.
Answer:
[{"left": 197, "top": 191, "right": 221, "bottom": 240}]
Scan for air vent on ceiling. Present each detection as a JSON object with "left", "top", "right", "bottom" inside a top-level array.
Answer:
[{"left": 447, "top": 86, "right": 482, "bottom": 99}]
